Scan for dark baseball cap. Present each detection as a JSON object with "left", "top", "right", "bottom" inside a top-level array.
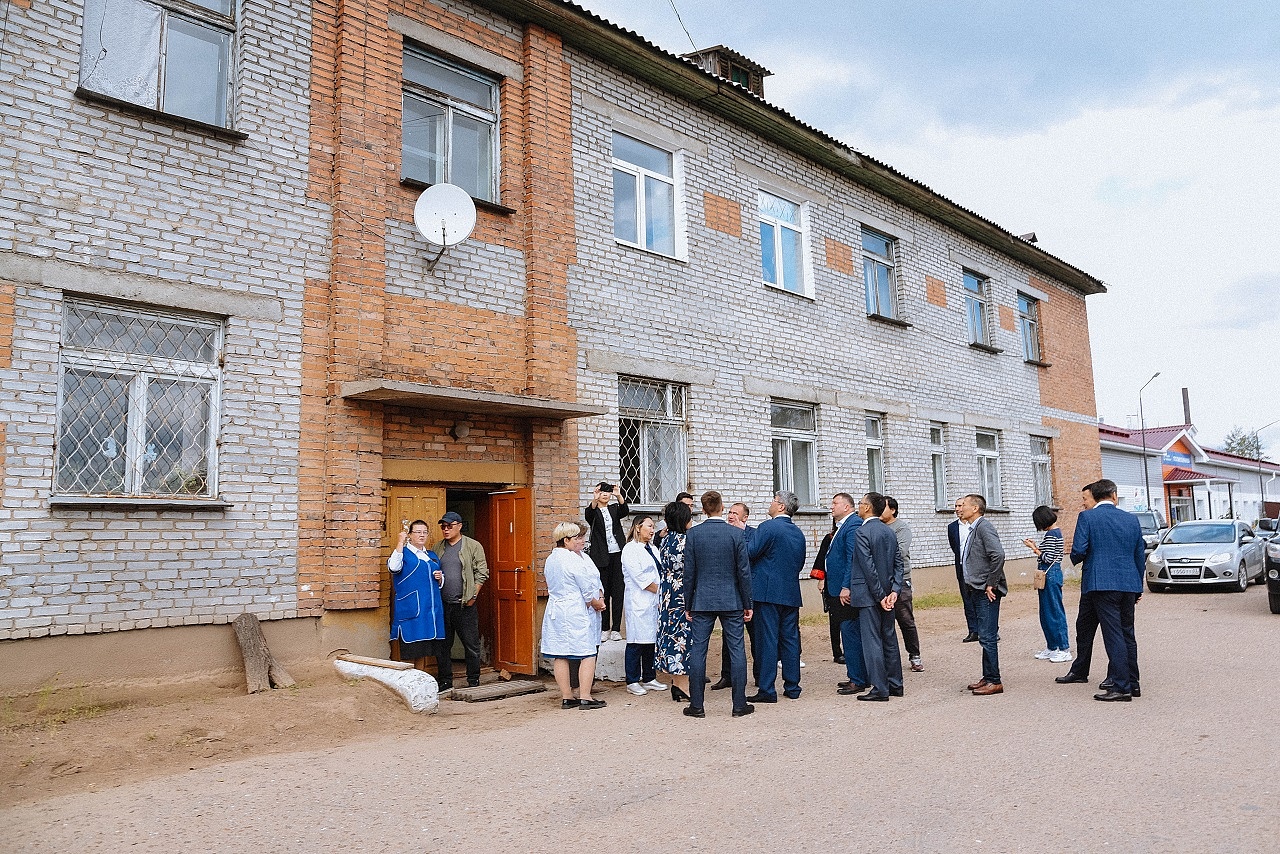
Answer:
[{"left": 439, "top": 511, "right": 463, "bottom": 525}]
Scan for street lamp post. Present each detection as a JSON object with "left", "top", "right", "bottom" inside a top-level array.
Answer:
[
  {"left": 1254, "top": 418, "right": 1280, "bottom": 521},
  {"left": 1138, "top": 372, "right": 1161, "bottom": 514}
]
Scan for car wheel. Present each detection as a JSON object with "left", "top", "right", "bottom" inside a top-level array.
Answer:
[
  {"left": 1233, "top": 562, "right": 1248, "bottom": 592},
  {"left": 1147, "top": 580, "right": 1168, "bottom": 593},
  {"left": 1271, "top": 593, "right": 1280, "bottom": 615}
]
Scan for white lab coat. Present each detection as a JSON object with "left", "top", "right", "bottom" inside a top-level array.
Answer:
[
  {"left": 621, "top": 541, "right": 660, "bottom": 644},
  {"left": 540, "top": 547, "right": 603, "bottom": 657}
]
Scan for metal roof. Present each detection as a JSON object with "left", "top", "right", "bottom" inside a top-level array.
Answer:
[{"left": 475, "top": 0, "right": 1108, "bottom": 296}]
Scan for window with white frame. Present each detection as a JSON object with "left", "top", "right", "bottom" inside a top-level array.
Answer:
[
  {"left": 1031, "top": 436, "right": 1053, "bottom": 507},
  {"left": 759, "top": 191, "right": 806, "bottom": 295},
  {"left": 612, "top": 132, "right": 676, "bottom": 256},
  {"left": 618, "top": 377, "right": 687, "bottom": 505},
  {"left": 55, "top": 299, "right": 223, "bottom": 498},
  {"left": 975, "top": 429, "right": 1002, "bottom": 507},
  {"left": 79, "top": 0, "right": 235, "bottom": 128},
  {"left": 963, "top": 270, "right": 991, "bottom": 346},
  {"left": 402, "top": 46, "right": 499, "bottom": 202},
  {"left": 1017, "top": 292, "right": 1042, "bottom": 362},
  {"left": 771, "top": 401, "right": 817, "bottom": 506},
  {"left": 929, "top": 422, "right": 947, "bottom": 510},
  {"left": 865, "top": 414, "right": 885, "bottom": 493},
  {"left": 861, "top": 228, "right": 898, "bottom": 318}
]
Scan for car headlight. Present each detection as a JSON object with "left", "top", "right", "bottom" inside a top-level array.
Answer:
[
  {"left": 1204, "top": 552, "right": 1233, "bottom": 566},
  {"left": 1147, "top": 553, "right": 1164, "bottom": 566},
  {"left": 1268, "top": 542, "right": 1280, "bottom": 559}
]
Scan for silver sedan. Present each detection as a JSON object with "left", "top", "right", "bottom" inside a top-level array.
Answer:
[{"left": 1145, "top": 520, "right": 1266, "bottom": 593}]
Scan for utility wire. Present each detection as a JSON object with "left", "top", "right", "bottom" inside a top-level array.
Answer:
[{"left": 665, "top": 0, "right": 698, "bottom": 53}]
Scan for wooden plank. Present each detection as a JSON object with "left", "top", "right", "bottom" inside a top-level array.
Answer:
[
  {"left": 448, "top": 680, "right": 546, "bottom": 702},
  {"left": 337, "top": 654, "right": 414, "bottom": 671}
]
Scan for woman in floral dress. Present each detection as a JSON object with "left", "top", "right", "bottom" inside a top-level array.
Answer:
[{"left": 655, "top": 500, "right": 693, "bottom": 701}]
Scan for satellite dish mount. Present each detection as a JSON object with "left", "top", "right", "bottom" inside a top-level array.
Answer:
[{"left": 413, "top": 183, "right": 478, "bottom": 272}]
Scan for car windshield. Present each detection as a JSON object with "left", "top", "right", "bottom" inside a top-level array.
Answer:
[
  {"left": 1131, "top": 512, "right": 1158, "bottom": 532},
  {"left": 1163, "top": 524, "right": 1235, "bottom": 544}
]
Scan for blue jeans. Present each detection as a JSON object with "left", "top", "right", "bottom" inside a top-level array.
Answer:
[
  {"left": 1037, "top": 565, "right": 1069, "bottom": 650},
  {"left": 624, "top": 642, "right": 656, "bottom": 684},
  {"left": 973, "top": 589, "right": 1002, "bottom": 684}
]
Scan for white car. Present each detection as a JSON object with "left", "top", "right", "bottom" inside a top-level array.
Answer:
[{"left": 1145, "top": 520, "right": 1266, "bottom": 593}]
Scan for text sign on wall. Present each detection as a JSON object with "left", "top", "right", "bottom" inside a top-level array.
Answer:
[{"left": 1163, "top": 451, "right": 1192, "bottom": 466}]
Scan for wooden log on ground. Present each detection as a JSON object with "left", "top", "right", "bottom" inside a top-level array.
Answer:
[
  {"left": 336, "top": 654, "right": 414, "bottom": 671},
  {"left": 232, "top": 613, "right": 296, "bottom": 693}
]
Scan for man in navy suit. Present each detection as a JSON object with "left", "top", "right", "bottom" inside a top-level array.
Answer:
[
  {"left": 746, "top": 491, "right": 807, "bottom": 702},
  {"left": 1058, "top": 479, "right": 1145, "bottom": 701},
  {"left": 683, "top": 490, "right": 755, "bottom": 718},
  {"left": 841, "top": 492, "right": 905, "bottom": 701},
  {"left": 825, "top": 492, "right": 868, "bottom": 693},
  {"left": 712, "top": 502, "right": 759, "bottom": 691},
  {"left": 947, "top": 499, "right": 981, "bottom": 642}
]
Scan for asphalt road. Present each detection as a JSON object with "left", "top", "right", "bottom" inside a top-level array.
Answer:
[{"left": 6, "top": 583, "right": 1278, "bottom": 853}]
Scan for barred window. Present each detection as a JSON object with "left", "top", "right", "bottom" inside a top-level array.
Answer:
[
  {"left": 976, "top": 429, "right": 1002, "bottom": 507},
  {"left": 618, "top": 377, "right": 687, "bottom": 506},
  {"left": 865, "top": 414, "right": 885, "bottom": 493},
  {"left": 55, "top": 300, "right": 223, "bottom": 497},
  {"left": 929, "top": 423, "right": 948, "bottom": 510},
  {"left": 771, "top": 401, "right": 817, "bottom": 506},
  {"left": 1031, "top": 436, "right": 1053, "bottom": 506}
]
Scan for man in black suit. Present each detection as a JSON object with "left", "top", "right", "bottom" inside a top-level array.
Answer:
[
  {"left": 713, "top": 502, "right": 759, "bottom": 691},
  {"left": 683, "top": 491, "right": 754, "bottom": 718},
  {"left": 947, "top": 498, "right": 981, "bottom": 642},
  {"left": 841, "top": 492, "right": 904, "bottom": 701}
]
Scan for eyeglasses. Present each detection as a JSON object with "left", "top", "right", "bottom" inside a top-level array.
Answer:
[{"left": 439, "top": 521, "right": 460, "bottom": 528}]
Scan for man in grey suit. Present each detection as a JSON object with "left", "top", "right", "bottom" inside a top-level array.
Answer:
[
  {"left": 840, "top": 492, "right": 904, "bottom": 701},
  {"left": 683, "top": 490, "right": 755, "bottom": 718},
  {"left": 958, "top": 493, "right": 1007, "bottom": 695}
]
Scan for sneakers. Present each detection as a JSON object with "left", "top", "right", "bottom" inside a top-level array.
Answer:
[
  {"left": 626, "top": 682, "right": 646, "bottom": 695},
  {"left": 608, "top": 630, "right": 623, "bottom": 642},
  {"left": 909, "top": 656, "right": 924, "bottom": 672},
  {"left": 642, "top": 679, "right": 667, "bottom": 691},
  {"left": 1048, "top": 649, "right": 1074, "bottom": 663},
  {"left": 1034, "top": 648, "right": 1053, "bottom": 660}
]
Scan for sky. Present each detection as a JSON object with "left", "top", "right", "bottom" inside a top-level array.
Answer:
[{"left": 572, "top": 0, "right": 1280, "bottom": 454}]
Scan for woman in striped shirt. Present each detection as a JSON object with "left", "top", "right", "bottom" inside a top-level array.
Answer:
[{"left": 1024, "top": 505, "right": 1071, "bottom": 663}]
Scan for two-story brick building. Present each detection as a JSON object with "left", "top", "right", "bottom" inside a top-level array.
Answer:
[{"left": 1, "top": 0, "right": 1107, "bottom": 694}]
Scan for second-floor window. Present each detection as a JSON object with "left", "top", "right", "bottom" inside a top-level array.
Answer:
[
  {"left": 862, "top": 228, "right": 898, "bottom": 318},
  {"left": 402, "top": 47, "right": 499, "bottom": 203},
  {"left": 865, "top": 414, "right": 885, "bottom": 493},
  {"left": 618, "top": 377, "right": 687, "bottom": 505},
  {"left": 80, "top": 0, "right": 235, "bottom": 128},
  {"left": 976, "top": 429, "right": 1002, "bottom": 507},
  {"left": 1017, "top": 292, "right": 1042, "bottom": 361},
  {"left": 771, "top": 401, "right": 817, "bottom": 506},
  {"left": 964, "top": 270, "right": 991, "bottom": 346},
  {"left": 1031, "top": 436, "right": 1053, "bottom": 506},
  {"left": 612, "top": 133, "right": 676, "bottom": 256},
  {"left": 759, "top": 191, "right": 806, "bottom": 295}
]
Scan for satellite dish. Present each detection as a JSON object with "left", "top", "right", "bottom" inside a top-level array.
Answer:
[{"left": 413, "top": 183, "right": 477, "bottom": 247}]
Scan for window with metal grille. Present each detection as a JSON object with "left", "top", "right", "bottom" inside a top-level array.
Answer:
[
  {"left": 964, "top": 270, "right": 990, "bottom": 346},
  {"left": 1017, "top": 292, "right": 1042, "bottom": 361},
  {"left": 861, "top": 228, "right": 898, "bottom": 319},
  {"left": 80, "top": 0, "right": 235, "bottom": 128},
  {"left": 1031, "top": 436, "right": 1053, "bottom": 506},
  {"left": 975, "top": 429, "right": 1002, "bottom": 507},
  {"left": 402, "top": 46, "right": 500, "bottom": 202},
  {"left": 618, "top": 377, "right": 687, "bottom": 506},
  {"left": 929, "top": 423, "right": 948, "bottom": 510},
  {"left": 54, "top": 300, "right": 223, "bottom": 497},
  {"left": 865, "top": 414, "right": 885, "bottom": 493},
  {"left": 771, "top": 401, "right": 817, "bottom": 506}
]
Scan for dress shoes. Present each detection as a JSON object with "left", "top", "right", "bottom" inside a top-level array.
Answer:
[
  {"left": 857, "top": 691, "right": 889, "bottom": 701},
  {"left": 837, "top": 684, "right": 868, "bottom": 695},
  {"left": 962, "top": 632, "right": 980, "bottom": 643},
  {"left": 1055, "top": 673, "right": 1089, "bottom": 684},
  {"left": 966, "top": 679, "right": 989, "bottom": 691},
  {"left": 682, "top": 705, "right": 706, "bottom": 718},
  {"left": 971, "top": 682, "right": 1004, "bottom": 695},
  {"left": 578, "top": 698, "right": 607, "bottom": 710},
  {"left": 731, "top": 704, "right": 755, "bottom": 717},
  {"left": 784, "top": 690, "right": 801, "bottom": 700},
  {"left": 1094, "top": 690, "right": 1132, "bottom": 702},
  {"left": 560, "top": 699, "right": 579, "bottom": 709},
  {"left": 1099, "top": 679, "right": 1140, "bottom": 697},
  {"left": 889, "top": 687, "right": 904, "bottom": 697},
  {"left": 1099, "top": 678, "right": 1113, "bottom": 690},
  {"left": 746, "top": 692, "right": 778, "bottom": 703},
  {"left": 709, "top": 677, "right": 731, "bottom": 691},
  {"left": 833, "top": 655, "right": 845, "bottom": 664}
]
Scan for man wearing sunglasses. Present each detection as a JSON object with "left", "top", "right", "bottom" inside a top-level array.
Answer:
[{"left": 434, "top": 511, "right": 490, "bottom": 690}]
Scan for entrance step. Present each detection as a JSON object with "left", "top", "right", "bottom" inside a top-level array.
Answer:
[{"left": 447, "top": 680, "right": 546, "bottom": 702}]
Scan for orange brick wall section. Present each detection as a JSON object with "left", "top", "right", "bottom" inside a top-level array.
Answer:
[
  {"left": 0, "top": 280, "right": 14, "bottom": 370},
  {"left": 1034, "top": 276, "right": 1097, "bottom": 419},
  {"left": 925, "top": 275, "right": 948, "bottom": 307},
  {"left": 824, "top": 237, "right": 855, "bottom": 275},
  {"left": 998, "top": 304, "right": 1015, "bottom": 332},
  {"left": 704, "top": 192, "right": 741, "bottom": 237},
  {"left": 1042, "top": 416, "right": 1101, "bottom": 547}
]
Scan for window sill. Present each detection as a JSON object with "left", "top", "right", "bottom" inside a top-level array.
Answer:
[
  {"left": 50, "top": 496, "right": 233, "bottom": 511},
  {"left": 1024, "top": 358, "right": 1053, "bottom": 368},
  {"left": 75, "top": 87, "right": 248, "bottom": 142},
  {"left": 983, "top": 506, "right": 1012, "bottom": 514},
  {"left": 614, "top": 239, "right": 687, "bottom": 264},
  {"left": 867, "top": 313, "right": 912, "bottom": 329},
  {"left": 399, "top": 178, "right": 515, "bottom": 215},
  {"left": 763, "top": 281, "right": 815, "bottom": 301},
  {"left": 969, "top": 342, "right": 1004, "bottom": 355}
]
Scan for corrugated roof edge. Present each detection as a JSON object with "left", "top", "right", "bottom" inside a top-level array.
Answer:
[{"left": 475, "top": 0, "right": 1108, "bottom": 296}]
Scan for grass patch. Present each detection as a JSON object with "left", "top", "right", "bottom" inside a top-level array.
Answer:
[
  {"left": 799, "top": 613, "right": 829, "bottom": 627},
  {"left": 911, "top": 591, "right": 964, "bottom": 610}
]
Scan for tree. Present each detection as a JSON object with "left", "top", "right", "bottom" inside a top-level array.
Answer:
[{"left": 1221, "top": 425, "right": 1263, "bottom": 459}]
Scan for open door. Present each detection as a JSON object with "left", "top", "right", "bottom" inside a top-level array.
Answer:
[{"left": 487, "top": 488, "right": 535, "bottom": 674}]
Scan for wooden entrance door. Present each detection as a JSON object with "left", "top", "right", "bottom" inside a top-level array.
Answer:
[
  {"left": 487, "top": 488, "right": 535, "bottom": 674},
  {"left": 383, "top": 485, "right": 448, "bottom": 664}
]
